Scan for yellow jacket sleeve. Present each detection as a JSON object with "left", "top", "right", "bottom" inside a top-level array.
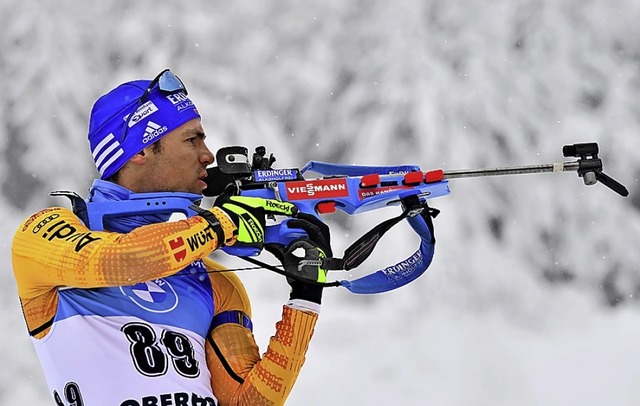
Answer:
[
  {"left": 12, "top": 206, "right": 236, "bottom": 338},
  {"left": 204, "top": 258, "right": 318, "bottom": 406},
  {"left": 12, "top": 206, "right": 236, "bottom": 300}
]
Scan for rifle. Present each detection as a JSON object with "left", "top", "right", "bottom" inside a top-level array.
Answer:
[{"left": 202, "top": 142, "right": 628, "bottom": 294}]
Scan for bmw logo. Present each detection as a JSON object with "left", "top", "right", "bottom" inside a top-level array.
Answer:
[{"left": 119, "top": 279, "right": 179, "bottom": 313}]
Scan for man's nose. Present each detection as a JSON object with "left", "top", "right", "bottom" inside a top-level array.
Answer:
[{"left": 201, "top": 145, "right": 214, "bottom": 166}]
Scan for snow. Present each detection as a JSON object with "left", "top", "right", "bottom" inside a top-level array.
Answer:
[{"left": 1, "top": 1, "right": 640, "bottom": 405}]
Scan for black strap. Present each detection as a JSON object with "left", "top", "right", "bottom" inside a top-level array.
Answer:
[
  {"left": 339, "top": 211, "right": 408, "bottom": 270},
  {"left": 240, "top": 255, "right": 341, "bottom": 287},
  {"left": 189, "top": 204, "right": 227, "bottom": 247},
  {"left": 237, "top": 196, "right": 438, "bottom": 284},
  {"left": 29, "top": 316, "right": 55, "bottom": 337},
  {"left": 207, "top": 326, "right": 245, "bottom": 384},
  {"left": 332, "top": 194, "right": 434, "bottom": 271}
]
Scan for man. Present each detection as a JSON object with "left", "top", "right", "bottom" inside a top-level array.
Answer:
[{"left": 11, "top": 69, "right": 330, "bottom": 406}]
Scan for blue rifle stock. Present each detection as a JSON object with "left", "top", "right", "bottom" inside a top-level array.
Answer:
[
  {"left": 205, "top": 149, "right": 450, "bottom": 250},
  {"left": 204, "top": 147, "right": 447, "bottom": 293}
]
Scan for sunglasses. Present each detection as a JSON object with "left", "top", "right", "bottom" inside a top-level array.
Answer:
[{"left": 120, "top": 69, "right": 188, "bottom": 142}]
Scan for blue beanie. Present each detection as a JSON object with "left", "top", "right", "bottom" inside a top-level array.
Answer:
[{"left": 88, "top": 77, "right": 201, "bottom": 179}]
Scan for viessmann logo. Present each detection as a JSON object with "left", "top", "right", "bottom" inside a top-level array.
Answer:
[{"left": 285, "top": 178, "right": 349, "bottom": 200}]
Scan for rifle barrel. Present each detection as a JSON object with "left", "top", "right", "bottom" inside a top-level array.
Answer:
[{"left": 442, "top": 161, "right": 580, "bottom": 179}]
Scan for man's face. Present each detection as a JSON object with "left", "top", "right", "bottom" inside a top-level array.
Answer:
[{"left": 139, "top": 118, "right": 214, "bottom": 194}]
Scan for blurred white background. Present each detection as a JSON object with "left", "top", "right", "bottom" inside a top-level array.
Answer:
[{"left": 2, "top": 1, "right": 640, "bottom": 405}]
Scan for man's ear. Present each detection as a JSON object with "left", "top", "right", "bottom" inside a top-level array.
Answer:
[{"left": 128, "top": 150, "right": 146, "bottom": 165}]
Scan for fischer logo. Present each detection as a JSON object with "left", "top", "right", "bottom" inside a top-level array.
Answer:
[
  {"left": 286, "top": 178, "right": 349, "bottom": 200},
  {"left": 128, "top": 101, "right": 158, "bottom": 127},
  {"left": 143, "top": 121, "right": 168, "bottom": 143}
]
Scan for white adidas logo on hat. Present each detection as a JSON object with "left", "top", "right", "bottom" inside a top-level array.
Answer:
[{"left": 142, "top": 121, "right": 168, "bottom": 144}]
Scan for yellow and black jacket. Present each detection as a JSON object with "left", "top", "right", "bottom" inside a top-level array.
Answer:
[{"left": 12, "top": 202, "right": 318, "bottom": 406}]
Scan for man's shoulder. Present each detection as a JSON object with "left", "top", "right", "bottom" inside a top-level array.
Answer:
[
  {"left": 15, "top": 206, "right": 81, "bottom": 235},
  {"left": 12, "top": 206, "right": 89, "bottom": 256}
]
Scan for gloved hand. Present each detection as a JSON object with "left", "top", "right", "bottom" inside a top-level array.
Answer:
[
  {"left": 278, "top": 240, "right": 328, "bottom": 305},
  {"left": 266, "top": 215, "right": 332, "bottom": 305},
  {"left": 283, "top": 240, "right": 329, "bottom": 282},
  {"left": 214, "top": 195, "right": 298, "bottom": 249}
]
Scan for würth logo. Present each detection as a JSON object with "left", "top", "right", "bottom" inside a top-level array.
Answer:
[
  {"left": 167, "top": 236, "right": 187, "bottom": 262},
  {"left": 142, "top": 121, "right": 168, "bottom": 144}
]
